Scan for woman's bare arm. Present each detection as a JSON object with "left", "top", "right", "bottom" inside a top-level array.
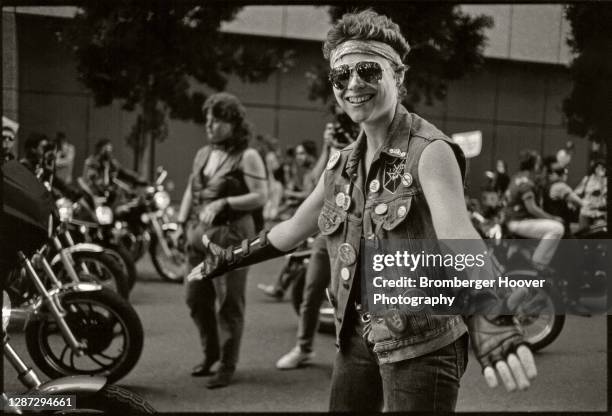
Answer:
[
  {"left": 177, "top": 177, "right": 193, "bottom": 223},
  {"left": 419, "top": 140, "right": 480, "bottom": 240}
]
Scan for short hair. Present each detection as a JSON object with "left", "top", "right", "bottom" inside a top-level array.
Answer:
[
  {"left": 519, "top": 150, "right": 540, "bottom": 171},
  {"left": 24, "top": 133, "right": 49, "bottom": 156},
  {"left": 202, "top": 92, "right": 251, "bottom": 153},
  {"left": 299, "top": 140, "right": 318, "bottom": 158},
  {"left": 543, "top": 154, "right": 563, "bottom": 173},
  {"left": 589, "top": 159, "right": 606, "bottom": 175},
  {"left": 95, "top": 138, "right": 112, "bottom": 154},
  {"left": 322, "top": 9, "right": 410, "bottom": 63}
]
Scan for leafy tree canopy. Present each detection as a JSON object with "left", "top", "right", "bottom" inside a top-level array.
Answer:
[
  {"left": 307, "top": 4, "right": 493, "bottom": 110},
  {"left": 563, "top": 4, "right": 612, "bottom": 143},
  {"left": 60, "top": 2, "right": 290, "bottom": 172}
]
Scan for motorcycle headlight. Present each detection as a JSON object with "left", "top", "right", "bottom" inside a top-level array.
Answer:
[
  {"left": 153, "top": 191, "right": 171, "bottom": 210},
  {"left": 55, "top": 198, "right": 73, "bottom": 222},
  {"left": 95, "top": 206, "right": 114, "bottom": 225}
]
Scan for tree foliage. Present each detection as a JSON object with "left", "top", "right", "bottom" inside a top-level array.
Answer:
[
  {"left": 563, "top": 4, "right": 612, "bottom": 143},
  {"left": 307, "top": 4, "right": 493, "bottom": 110},
  {"left": 60, "top": 2, "right": 290, "bottom": 173}
]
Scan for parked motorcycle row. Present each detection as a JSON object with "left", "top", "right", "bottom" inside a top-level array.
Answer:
[{"left": 2, "top": 160, "right": 187, "bottom": 413}]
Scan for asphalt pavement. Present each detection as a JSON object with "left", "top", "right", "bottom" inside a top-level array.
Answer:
[{"left": 4, "top": 257, "right": 608, "bottom": 412}]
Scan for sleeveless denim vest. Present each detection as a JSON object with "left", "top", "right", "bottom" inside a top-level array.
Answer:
[{"left": 319, "top": 104, "right": 468, "bottom": 363}]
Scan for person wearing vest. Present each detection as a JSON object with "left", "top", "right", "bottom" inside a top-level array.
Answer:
[
  {"left": 177, "top": 93, "right": 267, "bottom": 389},
  {"left": 504, "top": 150, "right": 565, "bottom": 269},
  {"left": 187, "top": 10, "right": 537, "bottom": 411},
  {"left": 542, "top": 155, "right": 587, "bottom": 232}
]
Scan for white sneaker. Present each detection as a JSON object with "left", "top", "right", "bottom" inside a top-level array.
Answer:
[{"left": 275, "top": 346, "right": 315, "bottom": 370}]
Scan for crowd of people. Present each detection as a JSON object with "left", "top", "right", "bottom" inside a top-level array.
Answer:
[{"left": 1, "top": 7, "right": 608, "bottom": 411}]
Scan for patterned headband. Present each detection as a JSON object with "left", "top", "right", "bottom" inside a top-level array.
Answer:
[{"left": 329, "top": 40, "right": 403, "bottom": 68}]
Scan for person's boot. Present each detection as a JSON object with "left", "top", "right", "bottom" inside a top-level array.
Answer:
[
  {"left": 191, "top": 359, "right": 217, "bottom": 377},
  {"left": 206, "top": 366, "right": 234, "bottom": 389}
]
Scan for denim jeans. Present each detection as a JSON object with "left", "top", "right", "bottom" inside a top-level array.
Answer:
[
  {"left": 297, "top": 235, "right": 330, "bottom": 353},
  {"left": 507, "top": 218, "right": 564, "bottom": 266},
  {"left": 329, "top": 317, "right": 468, "bottom": 412}
]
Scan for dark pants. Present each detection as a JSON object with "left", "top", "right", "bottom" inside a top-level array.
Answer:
[
  {"left": 185, "top": 217, "right": 254, "bottom": 370},
  {"left": 330, "top": 323, "right": 468, "bottom": 412},
  {"left": 297, "top": 235, "right": 330, "bottom": 352}
]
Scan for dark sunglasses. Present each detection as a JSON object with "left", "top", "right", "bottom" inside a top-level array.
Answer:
[{"left": 329, "top": 61, "right": 385, "bottom": 90}]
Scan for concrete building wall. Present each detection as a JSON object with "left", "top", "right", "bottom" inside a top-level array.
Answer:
[
  {"left": 221, "top": 5, "right": 574, "bottom": 65},
  {"left": 11, "top": 12, "right": 586, "bottom": 201},
  {"left": 2, "top": 11, "right": 19, "bottom": 122}
]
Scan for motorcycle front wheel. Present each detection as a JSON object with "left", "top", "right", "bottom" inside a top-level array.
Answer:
[
  {"left": 150, "top": 231, "right": 186, "bottom": 283},
  {"left": 25, "top": 288, "right": 144, "bottom": 383},
  {"left": 55, "top": 385, "right": 155, "bottom": 414},
  {"left": 55, "top": 252, "right": 130, "bottom": 300},
  {"left": 515, "top": 286, "right": 565, "bottom": 352}
]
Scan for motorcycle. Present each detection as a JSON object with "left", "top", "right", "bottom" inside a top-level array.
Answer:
[
  {"left": 2, "top": 292, "right": 155, "bottom": 414},
  {"left": 2, "top": 160, "right": 143, "bottom": 383},
  {"left": 49, "top": 198, "right": 130, "bottom": 299},
  {"left": 68, "top": 179, "right": 139, "bottom": 290},
  {"left": 81, "top": 167, "right": 186, "bottom": 283},
  {"left": 5, "top": 239, "right": 145, "bottom": 383},
  {"left": 470, "top": 205, "right": 608, "bottom": 351}
]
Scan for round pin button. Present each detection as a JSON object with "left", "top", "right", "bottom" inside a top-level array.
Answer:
[
  {"left": 335, "top": 192, "right": 346, "bottom": 207},
  {"left": 397, "top": 205, "right": 407, "bottom": 218},
  {"left": 369, "top": 179, "right": 380, "bottom": 193},
  {"left": 338, "top": 243, "right": 357, "bottom": 265},
  {"left": 374, "top": 203, "right": 388, "bottom": 215},
  {"left": 340, "top": 267, "right": 350, "bottom": 281},
  {"left": 402, "top": 173, "right": 413, "bottom": 187},
  {"left": 326, "top": 151, "right": 340, "bottom": 170}
]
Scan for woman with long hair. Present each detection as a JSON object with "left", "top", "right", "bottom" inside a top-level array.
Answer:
[{"left": 177, "top": 92, "right": 267, "bottom": 388}]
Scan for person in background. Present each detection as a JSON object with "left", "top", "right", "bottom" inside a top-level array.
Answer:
[
  {"left": 54, "top": 131, "right": 75, "bottom": 185},
  {"left": 20, "top": 133, "right": 50, "bottom": 178},
  {"left": 177, "top": 92, "right": 267, "bottom": 389},
  {"left": 253, "top": 134, "right": 284, "bottom": 222},
  {"left": 2, "top": 116, "right": 18, "bottom": 162},
  {"left": 282, "top": 147, "right": 296, "bottom": 190},
  {"left": 82, "top": 138, "right": 145, "bottom": 197},
  {"left": 556, "top": 140, "right": 574, "bottom": 168},
  {"left": 574, "top": 159, "right": 607, "bottom": 230},
  {"left": 275, "top": 119, "right": 357, "bottom": 370},
  {"left": 504, "top": 150, "right": 564, "bottom": 270},
  {"left": 283, "top": 140, "right": 318, "bottom": 203},
  {"left": 542, "top": 155, "right": 587, "bottom": 231},
  {"left": 492, "top": 159, "right": 510, "bottom": 195}
]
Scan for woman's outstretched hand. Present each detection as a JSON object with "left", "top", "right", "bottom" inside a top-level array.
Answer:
[{"left": 186, "top": 235, "right": 231, "bottom": 282}]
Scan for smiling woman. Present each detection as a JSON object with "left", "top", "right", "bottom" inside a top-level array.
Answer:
[{"left": 186, "top": 9, "right": 536, "bottom": 411}]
